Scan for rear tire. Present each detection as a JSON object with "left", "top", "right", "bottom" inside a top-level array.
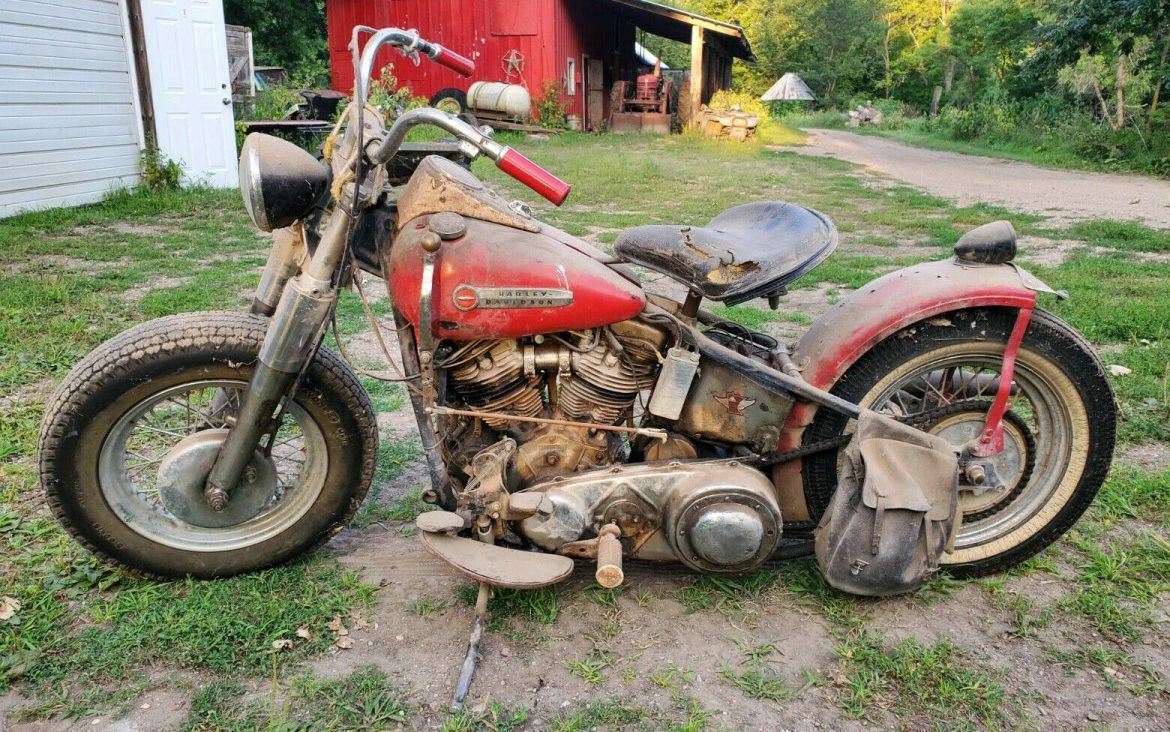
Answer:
[
  {"left": 430, "top": 88, "right": 469, "bottom": 115},
  {"left": 38, "top": 311, "right": 377, "bottom": 578},
  {"left": 802, "top": 307, "right": 1115, "bottom": 577}
]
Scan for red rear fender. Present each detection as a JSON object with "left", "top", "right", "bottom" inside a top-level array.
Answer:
[{"left": 773, "top": 257, "right": 1055, "bottom": 517}]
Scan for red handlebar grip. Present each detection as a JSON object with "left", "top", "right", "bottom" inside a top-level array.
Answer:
[
  {"left": 497, "top": 148, "right": 572, "bottom": 206},
  {"left": 433, "top": 46, "right": 475, "bottom": 77}
]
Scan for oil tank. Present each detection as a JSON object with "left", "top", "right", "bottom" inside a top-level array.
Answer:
[{"left": 468, "top": 82, "right": 531, "bottom": 119}]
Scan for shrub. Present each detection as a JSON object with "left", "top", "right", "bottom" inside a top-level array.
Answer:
[
  {"left": 534, "top": 80, "right": 568, "bottom": 129},
  {"left": 367, "top": 64, "right": 422, "bottom": 118},
  {"left": 708, "top": 89, "right": 767, "bottom": 118},
  {"left": 140, "top": 138, "right": 182, "bottom": 191}
]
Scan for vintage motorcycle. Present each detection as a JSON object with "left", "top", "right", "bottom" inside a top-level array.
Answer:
[{"left": 40, "top": 29, "right": 1115, "bottom": 609}]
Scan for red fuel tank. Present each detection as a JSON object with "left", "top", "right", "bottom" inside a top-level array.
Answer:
[{"left": 389, "top": 215, "right": 646, "bottom": 340}]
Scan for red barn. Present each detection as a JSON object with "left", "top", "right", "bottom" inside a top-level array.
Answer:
[{"left": 326, "top": 0, "right": 754, "bottom": 130}]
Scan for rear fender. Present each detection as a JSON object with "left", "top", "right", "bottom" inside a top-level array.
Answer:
[{"left": 773, "top": 257, "right": 1055, "bottom": 519}]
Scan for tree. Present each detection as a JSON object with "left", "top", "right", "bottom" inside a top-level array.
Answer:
[
  {"left": 1033, "top": 0, "right": 1169, "bottom": 127},
  {"left": 223, "top": 0, "right": 329, "bottom": 86}
]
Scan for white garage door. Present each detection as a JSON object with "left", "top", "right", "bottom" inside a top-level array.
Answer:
[{"left": 0, "top": 0, "right": 144, "bottom": 217}]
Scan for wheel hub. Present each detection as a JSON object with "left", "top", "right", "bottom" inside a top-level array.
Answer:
[
  {"left": 156, "top": 429, "right": 279, "bottom": 528},
  {"left": 926, "top": 411, "right": 1031, "bottom": 516}
]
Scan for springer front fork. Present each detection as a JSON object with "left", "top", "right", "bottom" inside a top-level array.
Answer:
[{"left": 202, "top": 206, "right": 354, "bottom": 510}]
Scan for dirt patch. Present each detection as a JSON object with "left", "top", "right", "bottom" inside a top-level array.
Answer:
[
  {"left": 73, "top": 222, "right": 174, "bottom": 238},
  {"left": 117, "top": 275, "right": 193, "bottom": 303},
  {"left": 1120, "top": 443, "right": 1170, "bottom": 472},
  {"left": 786, "top": 129, "right": 1170, "bottom": 229}
]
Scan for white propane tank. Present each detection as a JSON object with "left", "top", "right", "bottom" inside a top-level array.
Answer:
[{"left": 467, "top": 82, "right": 531, "bottom": 119}]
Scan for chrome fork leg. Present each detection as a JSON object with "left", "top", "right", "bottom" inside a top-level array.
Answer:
[{"left": 204, "top": 208, "right": 352, "bottom": 508}]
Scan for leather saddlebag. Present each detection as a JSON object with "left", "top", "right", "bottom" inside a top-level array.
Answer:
[{"left": 815, "top": 411, "right": 960, "bottom": 597}]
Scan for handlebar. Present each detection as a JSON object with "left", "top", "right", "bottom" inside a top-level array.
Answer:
[
  {"left": 432, "top": 45, "right": 475, "bottom": 77},
  {"left": 353, "top": 27, "right": 475, "bottom": 107},
  {"left": 369, "top": 108, "right": 571, "bottom": 205},
  {"left": 351, "top": 27, "right": 570, "bottom": 206},
  {"left": 497, "top": 149, "right": 573, "bottom": 206}
]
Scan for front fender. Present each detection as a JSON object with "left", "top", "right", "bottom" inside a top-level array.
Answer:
[{"left": 773, "top": 257, "right": 1055, "bottom": 520}]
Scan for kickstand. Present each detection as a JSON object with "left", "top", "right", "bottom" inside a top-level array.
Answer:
[{"left": 452, "top": 580, "right": 489, "bottom": 710}]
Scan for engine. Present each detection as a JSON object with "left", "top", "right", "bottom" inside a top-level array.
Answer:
[
  {"left": 440, "top": 323, "right": 663, "bottom": 486},
  {"left": 438, "top": 321, "right": 787, "bottom": 573}
]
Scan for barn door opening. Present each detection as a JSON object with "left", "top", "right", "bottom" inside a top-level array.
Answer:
[
  {"left": 138, "top": 0, "right": 238, "bottom": 186},
  {"left": 584, "top": 56, "right": 605, "bottom": 132}
]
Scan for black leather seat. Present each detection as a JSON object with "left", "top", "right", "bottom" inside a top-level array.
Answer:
[{"left": 614, "top": 202, "right": 838, "bottom": 305}]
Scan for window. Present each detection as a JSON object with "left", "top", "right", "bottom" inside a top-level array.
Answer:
[{"left": 566, "top": 57, "right": 576, "bottom": 95}]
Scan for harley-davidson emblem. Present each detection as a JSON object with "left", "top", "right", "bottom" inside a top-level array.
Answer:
[
  {"left": 713, "top": 391, "right": 757, "bottom": 416},
  {"left": 452, "top": 285, "right": 479, "bottom": 310},
  {"left": 451, "top": 285, "right": 573, "bottom": 310}
]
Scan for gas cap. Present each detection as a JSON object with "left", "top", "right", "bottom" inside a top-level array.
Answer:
[{"left": 429, "top": 212, "right": 467, "bottom": 240}]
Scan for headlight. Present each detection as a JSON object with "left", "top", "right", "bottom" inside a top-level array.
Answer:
[{"left": 238, "top": 133, "right": 330, "bottom": 232}]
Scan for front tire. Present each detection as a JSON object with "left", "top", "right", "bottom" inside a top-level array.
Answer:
[
  {"left": 802, "top": 308, "right": 1115, "bottom": 577},
  {"left": 38, "top": 312, "right": 377, "bottom": 578}
]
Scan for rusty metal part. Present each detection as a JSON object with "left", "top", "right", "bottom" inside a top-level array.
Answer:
[
  {"left": 447, "top": 340, "right": 544, "bottom": 430},
  {"left": 420, "top": 532, "right": 574, "bottom": 588},
  {"left": 393, "top": 308, "right": 454, "bottom": 507},
  {"left": 609, "top": 318, "right": 669, "bottom": 362},
  {"left": 251, "top": 223, "right": 308, "bottom": 316},
  {"left": 521, "top": 460, "right": 782, "bottom": 572},
  {"left": 416, "top": 510, "right": 466, "bottom": 533},
  {"left": 428, "top": 211, "right": 468, "bottom": 240},
  {"left": 512, "top": 425, "right": 612, "bottom": 483},
  {"left": 428, "top": 406, "right": 668, "bottom": 442},
  {"left": 452, "top": 582, "right": 487, "bottom": 711},
  {"left": 675, "top": 355, "right": 795, "bottom": 445},
  {"left": 395, "top": 155, "right": 540, "bottom": 234},
  {"left": 458, "top": 439, "right": 516, "bottom": 515},
  {"left": 643, "top": 434, "right": 698, "bottom": 462},
  {"left": 559, "top": 341, "right": 657, "bottom": 425}
]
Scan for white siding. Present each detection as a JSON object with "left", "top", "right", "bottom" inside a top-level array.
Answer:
[{"left": 0, "top": 0, "right": 143, "bottom": 217}]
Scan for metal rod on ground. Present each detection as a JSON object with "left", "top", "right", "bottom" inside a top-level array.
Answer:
[
  {"left": 452, "top": 580, "right": 489, "bottom": 710},
  {"left": 453, "top": 517, "right": 495, "bottom": 710}
]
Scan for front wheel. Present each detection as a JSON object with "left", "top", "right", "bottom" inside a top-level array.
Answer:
[
  {"left": 802, "top": 308, "right": 1116, "bottom": 577},
  {"left": 38, "top": 312, "right": 377, "bottom": 578}
]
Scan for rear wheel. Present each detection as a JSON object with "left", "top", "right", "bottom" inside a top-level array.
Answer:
[
  {"left": 802, "top": 308, "right": 1115, "bottom": 576},
  {"left": 38, "top": 312, "right": 377, "bottom": 578}
]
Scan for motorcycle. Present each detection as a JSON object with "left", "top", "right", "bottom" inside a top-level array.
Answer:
[{"left": 39, "top": 27, "right": 1115, "bottom": 696}]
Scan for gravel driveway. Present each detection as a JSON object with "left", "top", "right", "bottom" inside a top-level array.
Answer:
[{"left": 785, "top": 128, "right": 1170, "bottom": 229}]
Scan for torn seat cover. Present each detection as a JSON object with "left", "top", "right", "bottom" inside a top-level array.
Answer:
[{"left": 614, "top": 202, "right": 838, "bottom": 305}]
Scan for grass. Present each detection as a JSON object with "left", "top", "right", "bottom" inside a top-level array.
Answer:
[
  {"left": 1063, "top": 530, "right": 1170, "bottom": 640},
  {"left": 674, "top": 570, "right": 782, "bottom": 618},
  {"left": 720, "top": 664, "right": 814, "bottom": 702},
  {"left": 181, "top": 666, "right": 411, "bottom": 731},
  {"left": 456, "top": 585, "right": 561, "bottom": 630},
  {"left": 550, "top": 696, "right": 716, "bottom": 732},
  {"left": 566, "top": 652, "right": 612, "bottom": 685},
  {"left": 833, "top": 630, "right": 1010, "bottom": 727}
]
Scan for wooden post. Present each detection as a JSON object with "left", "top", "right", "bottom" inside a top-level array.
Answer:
[{"left": 689, "top": 25, "right": 703, "bottom": 127}]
